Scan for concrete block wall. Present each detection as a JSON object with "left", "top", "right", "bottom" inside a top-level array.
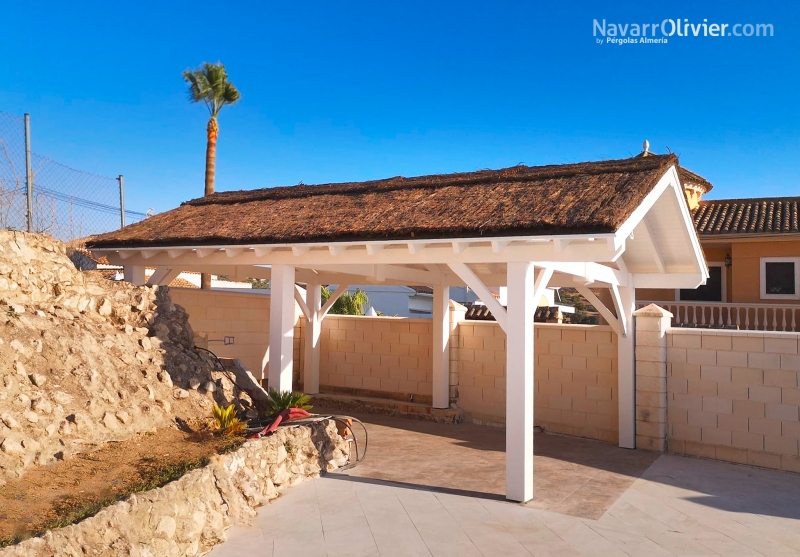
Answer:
[
  {"left": 666, "top": 328, "right": 800, "bottom": 473},
  {"left": 456, "top": 322, "right": 619, "bottom": 443},
  {"left": 170, "top": 289, "right": 301, "bottom": 382},
  {"left": 317, "top": 316, "right": 434, "bottom": 397}
]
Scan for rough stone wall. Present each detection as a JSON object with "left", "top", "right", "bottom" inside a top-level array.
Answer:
[
  {"left": 0, "top": 232, "right": 246, "bottom": 485},
  {"left": 0, "top": 420, "right": 349, "bottom": 557}
]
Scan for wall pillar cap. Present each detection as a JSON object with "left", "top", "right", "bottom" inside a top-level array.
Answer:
[
  {"left": 633, "top": 304, "right": 673, "bottom": 318},
  {"left": 449, "top": 300, "right": 467, "bottom": 312}
]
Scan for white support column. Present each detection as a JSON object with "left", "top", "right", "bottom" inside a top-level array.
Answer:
[
  {"left": 617, "top": 282, "right": 636, "bottom": 449},
  {"left": 122, "top": 265, "right": 146, "bottom": 286},
  {"left": 432, "top": 285, "right": 450, "bottom": 409},
  {"left": 269, "top": 264, "right": 296, "bottom": 393},
  {"left": 506, "top": 261, "right": 536, "bottom": 503},
  {"left": 303, "top": 282, "right": 322, "bottom": 394}
]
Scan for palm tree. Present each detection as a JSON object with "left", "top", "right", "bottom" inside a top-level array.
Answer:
[{"left": 183, "top": 62, "right": 241, "bottom": 288}]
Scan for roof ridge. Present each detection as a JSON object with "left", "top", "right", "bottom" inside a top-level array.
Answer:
[{"left": 184, "top": 154, "right": 679, "bottom": 207}]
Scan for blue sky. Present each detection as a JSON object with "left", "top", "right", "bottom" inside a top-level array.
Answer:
[{"left": 1, "top": 0, "right": 798, "bottom": 216}]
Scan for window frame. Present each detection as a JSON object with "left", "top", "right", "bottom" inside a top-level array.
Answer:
[
  {"left": 676, "top": 261, "right": 726, "bottom": 302},
  {"left": 760, "top": 257, "right": 800, "bottom": 300}
]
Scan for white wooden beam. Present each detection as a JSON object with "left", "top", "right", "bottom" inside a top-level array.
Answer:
[
  {"left": 118, "top": 250, "right": 136, "bottom": 260},
  {"left": 407, "top": 243, "right": 426, "bottom": 255},
  {"left": 303, "top": 282, "right": 323, "bottom": 394},
  {"left": 292, "top": 245, "right": 310, "bottom": 257},
  {"left": 553, "top": 239, "right": 570, "bottom": 252},
  {"left": 432, "top": 285, "right": 450, "bottom": 409},
  {"left": 491, "top": 240, "right": 509, "bottom": 253},
  {"left": 365, "top": 244, "right": 384, "bottom": 256},
  {"left": 293, "top": 285, "right": 311, "bottom": 321},
  {"left": 268, "top": 265, "right": 296, "bottom": 393},
  {"left": 167, "top": 249, "right": 188, "bottom": 259},
  {"left": 146, "top": 267, "right": 181, "bottom": 287},
  {"left": 574, "top": 284, "right": 622, "bottom": 337},
  {"left": 226, "top": 247, "right": 245, "bottom": 258},
  {"left": 505, "top": 261, "right": 536, "bottom": 502},
  {"left": 122, "top": 265, "right": 146, "bottom": 285},
  {"left": 610, "top": 283, "right": 629, "bottom": 337},
  {"left": 196, "top": 248, "right": 217, "bottom": 259},
  {"left": 329, "top": 245, "right": 346, "bottom": 256},
  {"left": 254, "top": 246, "right": 273, "bottom": 257},
  {"left": 640, "top": 217, "right": 666, "bottom": 273},
  {"left": 319, "top": 284, "right": 349, "bottom": 318},
  {"left": 447, "top": 262, "right": 508, "bottom": 332},
  {"left": 452, "top": 241, "right": 470, "bottom": 254},
  {"left": 616, "top": 283, "right": 636, "bottom": 449}
]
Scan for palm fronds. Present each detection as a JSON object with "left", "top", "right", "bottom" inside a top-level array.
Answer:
[
  {"left": 182, "top": 62, "right": 241, "bottom": 116},
  {"left": 212, "top": 402, "right": 245, "bottom": 436},
  {"left": 264, "top": 388, "right": 313, "bottom": 418}
]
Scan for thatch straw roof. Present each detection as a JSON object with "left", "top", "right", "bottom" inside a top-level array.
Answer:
[{"left": 88, "top": 154, "right": 690, "bottom": 249}]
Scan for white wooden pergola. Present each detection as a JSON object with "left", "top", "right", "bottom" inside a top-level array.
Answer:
[{"left": 92, "top": 165, "right": 706, "bottom": 503}]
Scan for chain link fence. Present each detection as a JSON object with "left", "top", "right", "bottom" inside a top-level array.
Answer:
[{"left": 0, "top": 111, "right": 146, "bottom": 242}]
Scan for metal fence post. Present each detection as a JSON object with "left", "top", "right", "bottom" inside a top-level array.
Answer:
[
  {"left": 117, "top": 175, "right": 125, "bottom": 228},
  {"left": 24, "top": 113, "right": 33, "bottom": 232}
]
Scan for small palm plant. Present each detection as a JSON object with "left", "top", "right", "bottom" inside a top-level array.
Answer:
[
  {"left": 264, "top": 388, "right": 313, "bottom": 418},
  {"left": 212, "top": 402, "right": 245, "bottom": 436}
]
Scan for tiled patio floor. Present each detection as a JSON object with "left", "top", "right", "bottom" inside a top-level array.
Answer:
[{"left": 208, "top": 412, "right": 800, "bottom": 557}]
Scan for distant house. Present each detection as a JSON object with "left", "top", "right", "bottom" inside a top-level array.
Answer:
[{"left": 635, "top": 154, "right": 800, "bottom": 329}]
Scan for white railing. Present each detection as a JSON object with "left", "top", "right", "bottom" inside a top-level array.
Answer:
[{"left": 636, "top": 301, "right": 800, "bottom": 332}]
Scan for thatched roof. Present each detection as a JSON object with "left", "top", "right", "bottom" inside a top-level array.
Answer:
[
  {"left": 88, "top": 154, "right": 689, "bottom": 249},
  {"left": 694, "top": 197, "right": 800, "bottom": 236}
]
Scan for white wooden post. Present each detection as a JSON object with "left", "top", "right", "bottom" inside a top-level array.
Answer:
[
  {"left": 432, "top": 285, "right": 450, "bottom": 409},
  {"left": 303, "top": 281, "right": 322, "bottom": 394},
  {"left": 122, "top": 265, "right": 146, "bottom": 285},
  {"left": 617, "top": 284, "right": 636, "bottom": 449},
  {"left": 506, "top": 261, "right": 536, "bottom": 502},
  {"left": 269, "top": 264, "right": 296, "bottom": 393}
]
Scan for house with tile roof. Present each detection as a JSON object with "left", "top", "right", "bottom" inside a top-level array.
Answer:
[{"left": 635, "top": 152, "right": 800, "bottom": 330}]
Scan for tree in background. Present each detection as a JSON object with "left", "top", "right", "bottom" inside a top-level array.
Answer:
[
  {"left": 183, "top": 62, "right": 241, "bottom": 289},
  {"left": 559, "top": 287, "right": 599, "bottom": 324},
  {"left": 321, "top": 286, "right": 369, "bottom": 315}
]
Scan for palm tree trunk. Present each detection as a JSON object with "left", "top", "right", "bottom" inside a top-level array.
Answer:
[{"left": 201, "top": 116, "right": 219, "bottom": 290}]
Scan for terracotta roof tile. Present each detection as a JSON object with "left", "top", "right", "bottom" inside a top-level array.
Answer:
[{"left": 693, "top": 197, "right": 800, "bottom": 236}]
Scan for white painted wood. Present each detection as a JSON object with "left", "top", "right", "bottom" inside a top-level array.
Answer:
[
  {"left": 640, "top": 217, "right": 666, "bottom": 273},
  {"left": 226, "top": 247, "right": 245, "bottom": 258},
  {"left": 254, "top": 246, "right": 273, "bottom": 257},
  {"left": 196, "top": 248, "right": 217, "bottom": 258},
  {"left": 167, "top": 249, "right": 188, "bottom": 259},
  {"left": 505, "top": 261, "right": 536, "bottom": 502},
  {"left": 268, "top": 264, "right": 296, "bottom": 393},
  {"left": 139, "top": 249, "right": 160, "bottom": 259},
  {"left": 574, "top": 284, "right": 621, "bottom": 337},
  {"left": 610, "top": 284, "right": 628, "bottom": 337},
  {"left": 122, "top": 265, "right": 146, "bottom": 285},
  {"left": 491, "top": 240, "right": 509, "bottom": 253},
  {"left": 617, "top": 283, "right": 636, "bottom": 449},
  {"left": 365, "top": 244, "right": 384, "bottom": 256},
  {"left": 447, "top": 262, "right": 508, "bottom": 332},
  {"left": 329, "top": 245, "right": 346, "bottom": 256},
  {"left": 304, "top": 282, "right": 322, "bottom": 394},
  {"left": 292, "top": 245, "right": 310, "bottom": 256},
  {"left": 432, "top": 285, "right": 450, "bottom": 409},
  {"left": 293, "top": 285, "right": 311, "bottom": 320},
  {"left": 146, "top": 267, "right": 181, "bottom": 287},
  {"left": 320, "top": 284, "right": 348, "bottom": 318},
  {"left": 452, "top": 241, "right": 470, "bottom": 254}
]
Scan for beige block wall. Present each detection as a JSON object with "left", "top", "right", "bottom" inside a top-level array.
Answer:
[
  {"left": 666, "top": 328, "right": 800, "bottom": 473},
  {"left": 455, "top": 322, "right": 619, "bottom": 443},
  {"left": 170, "top": 289, "right": 301, "bottom": 383},
  {"left": 316, "top": 315, "right": 434, "bottom": 396}
]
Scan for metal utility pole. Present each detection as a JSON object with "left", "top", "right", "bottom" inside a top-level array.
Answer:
[
  {"left": 117, "top": 175, "right": 125, "bottom": 228},
  {"left": 24, "top": 114, "right": 33, "bottom": 232}
]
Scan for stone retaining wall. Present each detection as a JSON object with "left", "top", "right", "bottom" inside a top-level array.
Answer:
[{"left": 0, "top": 421, "right": 349, "bottom": 557}]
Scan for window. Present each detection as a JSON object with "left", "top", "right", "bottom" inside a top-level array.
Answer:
[
  {"left": 679, "top": 263, "right": 724, "bottom": 302},
  {"left": 761, "top": 258, "right": 800, "bottom": 300}
]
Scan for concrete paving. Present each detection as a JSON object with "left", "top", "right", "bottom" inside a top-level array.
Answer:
[{"left": 208, "top": 412, "right": 800, "bottom": 556}]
